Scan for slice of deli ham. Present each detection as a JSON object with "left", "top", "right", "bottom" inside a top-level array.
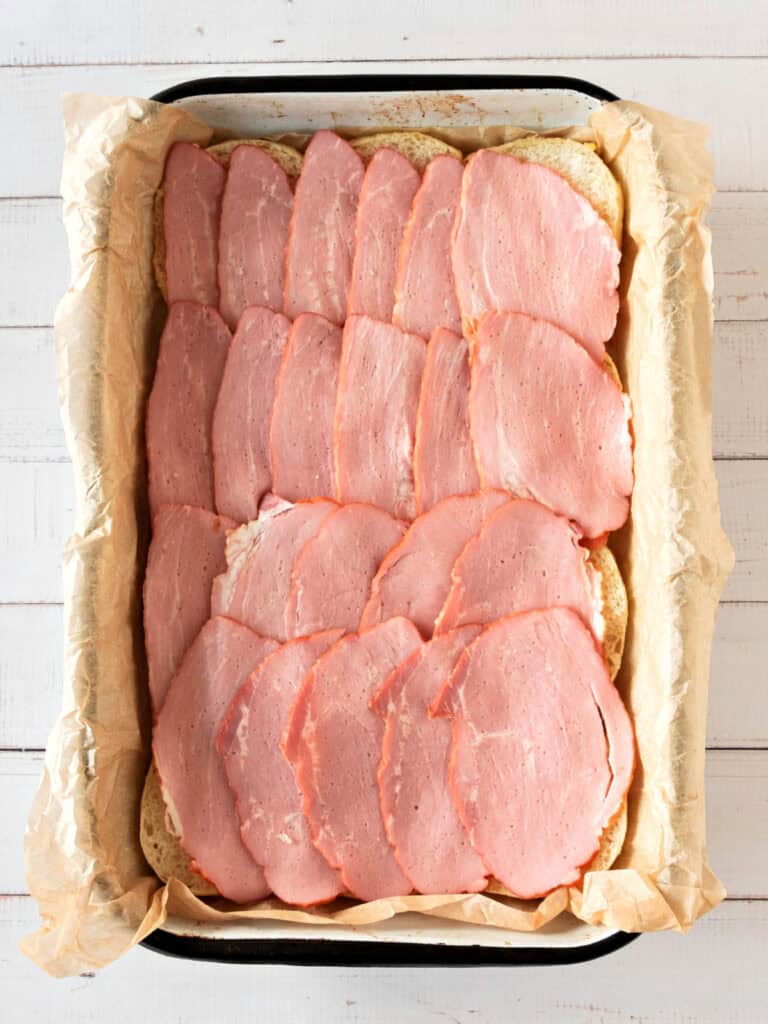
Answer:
[
  {"left": 360, "top": 490, "right": 508, "bottom": 638},
  {"left": 284, "top": 617, "right": 422, "bottom": 900},
  {"left": 435, "top": 498, "right": 603, "bottom": 640},
  {"left": 371, "top": 626, "right": 487, "bottom": 894},
  {"left": 347, "top": 148, "right": 421, "bottom": 321},
  {"left": 283, "top": 130, "right": 364, "bottom": 324},
  {"left": 414, "top": 328, "right": 479, "bottom": 514},
  {"left": 470, "top": 311, "right": 633, "bottom": 538},
  {"left": 269, "top": 314, "right": 343, "bottom": 501},
  {"left": 452, "top": 150, "right": 620, "bottom": 361},
  {"left": 217, "top": 144, "right": 293, "bottom": 329},
  {"left": 211, "top": 497, "right": 337, "bottom": 642},
  {"left": 392, "top": 155, "right": 463, "bottom": 337},
  {"left": 162, "top": 142, "right": 226, "bottom": 307},
  {"left": 286, "top": 503, "right": 405, "bottom": 639},
  {"left": 144, "top": 504, "right": 235, "bottom": 713},
  {"left": 147, "top": 302, "right": 231, "bottom": 515},
  {"left": 334, "top": 315, "right": 426, "bottom": 520},
  {"left": 432, "top": 608, "right": 635, "bottom": 898},
  {"left": 218, "top": 629, "right": 345, "bottom": 906},
  {"left": 153, "top": 616, "right": 278, "bottom": 902},
  {"left": 212, "top": 306, "right": 291, "bottom": 522}
]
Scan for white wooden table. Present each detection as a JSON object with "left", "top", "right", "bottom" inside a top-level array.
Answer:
[{"left": 1, "top": 3, "right": 767, "bottom": 1020}]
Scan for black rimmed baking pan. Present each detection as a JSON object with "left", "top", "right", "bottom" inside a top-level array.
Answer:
[{"left": 144, "top": 71, "right": 637, "bottom": 968}]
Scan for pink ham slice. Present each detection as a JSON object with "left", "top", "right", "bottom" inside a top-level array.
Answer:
[
  {"left": 334, "top": 315, "right": 426, "bottom": 520},
  {"left": 470, "top": 311, "right": 633, "bottom": 538},
  {"left": 414, "top": 328, "right": 479, "bottom": 514},
  {"left": 218, "top": 629, "right": 345, "bottom": 906},
  {"left": 147, "top": 302, "right": 231, "bottom": 516},
  {"left": 347, "top": 148, "right": 421, "bottom": 321},
  {"left": 432, "top": 608, "right": 635, "bottom": 898},
  {"left": 286, "top": 503, "right": 405, "bottom": 639},
  {"left": 284, "top": 617, "right": 422, "bottom": 900},
  {"left": 153, "top": 616, "right": 278, "bottom": 902},
  {"left": 269, "top": 314, "right": 343, "bottom": 501},
  {"left": 371, "top": 626, "right": 487, "bottom": 895},
  {"left": 360, "top": 490, "right": 508, "bottom": 638},
  {"left": 144, "top": 504, "right": 235, "bottom": 713},
  {"left": 211, "top": 497, "right": 337, "bottom": 642},
  {"left": 217, "top": 145, "right": 293, "bottom": 329},
  {"left": 392, "top": 154, "right": 463, "bottom": 338},
  {"left": 212, "top": 305, "right": 291, "bottom": 522},
  {"left": 452, "top": 150, "right": 620, "bottom": 362},
  {"left": 435, "top": 498, "right": 604, "bottom": 640},
  {"left": 283, "top": 130, "right": 364, "bottom": 324},
  {"left": 162, "top": 142, "right": 226, "bottom": 307}
]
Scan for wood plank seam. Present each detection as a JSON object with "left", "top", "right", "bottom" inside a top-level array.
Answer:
[{"left": 4, "top": 55, "right": 768, "bottom": 71}]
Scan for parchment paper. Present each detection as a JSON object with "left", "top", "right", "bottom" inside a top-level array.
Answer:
[{"left": 22, "top": 94, "right": 733, "bottom": 976}]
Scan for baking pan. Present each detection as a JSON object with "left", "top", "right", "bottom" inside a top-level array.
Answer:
[{"left": 144, "top": 72, "right": 638, "bottom": 967}]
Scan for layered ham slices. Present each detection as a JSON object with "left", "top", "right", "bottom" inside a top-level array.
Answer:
[
  {"left": 217, "top": 144, "right": 293, "bottom": 329},
  {"left": 161, "top": 142, "right": 225, "bottom": 307},
  {"left": 432, "top": 608, "right": 634, "bottom": 898},
  {"left": 392, "top": 154, "right": 463, "bottom": 337},
  {"left": 283, "top": 130, "right": 364, "bottom": 325},
  {"left": 212, "top": 497, "right": 337, "bottom": 641},
  {"left": 372, "top": 626, "right": 487, "bottom": 894},
  {"left": 218, "top": 629, "right": 345, "bottom": 906},
  {"left": 348, "top": 147, "right": 420, "bottom": 321},
  {"left": 269, "top": 314, "right": 342, "bottom": 501},
  {"left": 284, "top": 618, "right": 421, "bottom": 901},
  {"left": 146, "top": 302, "right": 230, "bottom": 515},
  {"left": 413, "top": 327, "right": 479, "bottom": 513},
  {"left": 145, "top": 129, "right": 636, "bottom": 909},
  {"left": 452, "top": 148, "right": 620, "bottom": 361},
  {"left": 285, "top": 502, "right": 405, "bottom": 639},
  {"left": 144, "top": 504, "right": 234, "bottom": 712},
  {"left": 153, "top": 617, "right": 277, "bottom": 902},
  {"left": 434, "top": 498, "right": 604, "bottom": 639},
  {"left": 334, "top": 315, "right": 426, "bottom": 520},
  {"left": 360, "top": 490, "right": 508, "bottom": 638},
  {"left": 469, "top": 311, "right": 633, "bottom": 538},
  {"left": 212, "top": 305, "right": 291, "bottom": 523}
]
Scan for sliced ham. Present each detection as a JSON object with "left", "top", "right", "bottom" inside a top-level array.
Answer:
[
  {"left": 470, "top": 311, "right": 633, "bottom": 538},
  {"left": 452, "top": 150, "right": 620, "bottom": 362},
  {"left": 217, "top": 144, "right": 293, "bottom": 329},
  {"left": 211, "top": 497, "right": 337, "bottom": 642},
  {"left": 435, "top": 498, "right": 604, "bottom": 639},
  {"left": 334, "top": 315, "right": 426, "bottom": 520},
  {"left": 360, "top": 490, "right": 508, "bottom": 638},
  {"left": 144, "top": 504, "right": 235, "bottom": 713},
  {"left": 283, "top": 130, "right": 364, "bottom": 324},
  {"left": 286, "top": 503, "right": 405, "bottom": 639},
  {"left": 371, "top": 626, "right": 487, "bottom": 895},
  {"left": 162, "top": 142, "right": 226, "bottom": 307},
  {"left": 146, "top": 302, "right": 231, "bottom": 515},
  {"left": 212, "top": 305, "right": 291, "bottom": 522},
  {"left": 153, "top": 616, "right": 278, "bottom": 902},
  {"left": 269, "top": 314, "right": 343, "bottom": 501},
  {"left": 218, "top": 629, "right": 345, "bottom": 906},
  {"left": 347, "top": 148, "right": 421, "bottom": 321},
  {"left": 392, "top": 154, "right": 463, "bottom": 338},
  {"left": 414, "top": 328, "right": 479, "bottom": 514},
  {"left": 432, "top": 608, "right": 635, "bottom": 898},
  {"left": 284, "top": 618, "right": 422, "bottom": 900}
]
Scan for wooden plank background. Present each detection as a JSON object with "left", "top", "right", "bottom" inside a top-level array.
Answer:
[
  {"left": 1, "top": 3, "right": 766, "bottom": 1020},
  {"left": 4, "top": 1, "right": 767, "bottom": 65}
]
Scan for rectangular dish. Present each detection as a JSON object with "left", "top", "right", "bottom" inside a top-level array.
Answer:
[{"left": 144, "top": 72, "right": 637, "bottom": 967}]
